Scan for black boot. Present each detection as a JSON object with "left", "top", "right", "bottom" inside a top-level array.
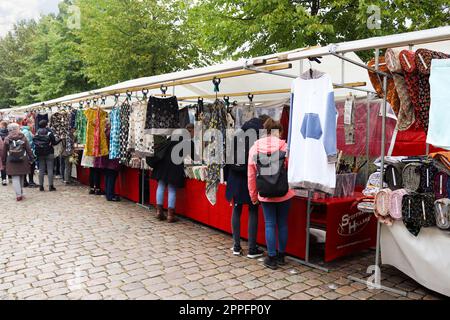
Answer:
[
  {"left": 264, "top": 256, "right": 278, "bottom": 270},
  {"left": 277, "top": 252, "right": 286, "bottom": 266},
  {"left": 49, "top": 186, "right": 56, "bottom": 192}
]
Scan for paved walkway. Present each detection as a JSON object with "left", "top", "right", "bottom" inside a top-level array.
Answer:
[{"left": 0, "top": 179, "right": 444, "bottom": 300}]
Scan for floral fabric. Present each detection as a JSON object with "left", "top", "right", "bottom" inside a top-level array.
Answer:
[
  {"left": 109, "top": 107, "right": 121, "bottom": 160},
  {"left": 84, "top": 108, "right": 109, "bottom": 157}
]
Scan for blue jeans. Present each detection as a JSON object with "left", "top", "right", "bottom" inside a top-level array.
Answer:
[
  {"left": 156, "top": 180, "right": 177, "bottom": 209},
  {"left": 261, "top": 200, "right": 291, "bottom": 257}
]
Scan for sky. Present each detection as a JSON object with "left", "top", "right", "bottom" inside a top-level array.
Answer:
[{"left": 0, "top": 0, "right": 61, "bottom": 36}]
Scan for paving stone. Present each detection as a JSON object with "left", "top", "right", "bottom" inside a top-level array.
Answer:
[{"left": 289, "top": 292, "right": 313, "bottom": 300}]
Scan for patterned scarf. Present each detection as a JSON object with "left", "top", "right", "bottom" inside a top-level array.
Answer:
[
  {"left": 374, "top": 189, "right": 394, "bottom": 226},
  {"left": 384, "top": 163, "right": 404, "bottom": 190},
  {"left": 434, "top": 198, "right": 450, "bottom": 230},
  {"left": 418, "top": 163, "right": 438, "bottom": 193},
  {"left": 385, "top": 48, "right": 415, "bottom": 131},
  {"left": 368, "top": 56, "right": 401, "bottom": 116},
  {"left": 93, "top": 107, "right": 101, "bottom": 157},
  {"left": 415, "top": 49, "right": 450, "bottom": 133}
]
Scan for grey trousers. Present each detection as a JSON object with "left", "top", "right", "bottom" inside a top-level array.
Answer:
[
  {"left": 60, "top": 156, "right": 72, "bottom": 182},
  {"left": 12, "top": 175, "right": 24, "bottom": 197},
  {"left": 38, "top": 154, "right": 55, "bottom": 187}
]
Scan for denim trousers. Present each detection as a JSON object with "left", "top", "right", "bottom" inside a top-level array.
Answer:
[
  {"left": 261, "top": 200, "right": 292, "bottom": 257},
  {"left": 156, "top": 180, "right": 177, "bottom": 209}
]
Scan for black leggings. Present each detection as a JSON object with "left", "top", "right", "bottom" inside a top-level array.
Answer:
[
  {"left": 232, "top": 203, "right": 259, "bottom": 251},
  {"left": 1, "top": 169, "right": 6, "bottom": 181},
  {"left": 89, "top": 168, "right": 102, "bottom": 189}
]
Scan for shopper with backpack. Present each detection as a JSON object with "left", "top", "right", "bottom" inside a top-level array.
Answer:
[
  {"left": 33, "top": 120, "right": 59, "bottom": 192},
  {"left": 248, "top": 119, "right": 295, "bottom": 270},
  {"left": 1, "top": 123, "right": 34, "bottom": 201},
  {"left": 21, "top": 120, "right": 37, "bottom": 188}
]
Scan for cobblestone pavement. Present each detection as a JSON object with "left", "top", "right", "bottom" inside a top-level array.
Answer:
[{"left": 0, "top": 179, "right": 444, "bottom": 300}]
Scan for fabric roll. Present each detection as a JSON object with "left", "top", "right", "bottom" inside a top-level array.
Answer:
[
  {"left": 434, "top": 172, "right": 449, "bottom": 200},
  {"left": 434, "top": 198, "right": 450, "bottom": 230},
  {"left": 384, "top": 163, "right": 404, "bottom": 190},
  {"left": 375, "top": 189, "right": 392, "bottom": 217},
  {"left": 427, "top": 59, "right": 450, "bottom": 149},
  {"left": 399, "top": 50, "right": 421, "bottom": 129},
  {"left": 385, "top": 48, "right": 415, "bottom": 131},
  {"left": 368, "top": 56, "right": 401, "bottom": 116},
  {"left": 418, "top": 163, "right": 438, "bottom": 193},
  {"left": 390, "top": 189, "right": 409, "bottom": 220},
  {"left": 402, "top": 163, "right": 422, "bottom": 192},
  {"left": 415, "top": 49, "right": 450, "bottom": 133},
  {"left": 402, "top": 193, "right": 436, "bottom": 236}
]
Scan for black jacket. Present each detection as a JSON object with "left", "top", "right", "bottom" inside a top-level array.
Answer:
[
  {"left": 225, "top": 118, "right": 263, "bottom": 204},
  {"left": 150, "top": 139, "right": 186, "bottom": 188}
]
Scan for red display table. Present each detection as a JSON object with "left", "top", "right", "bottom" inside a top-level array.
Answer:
[{"left": 149, "top": 178, "right": 377, "bottom": 262}]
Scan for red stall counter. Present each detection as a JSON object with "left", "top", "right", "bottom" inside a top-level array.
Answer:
[{"left": 119, "top": 167, "right": 141, "bottom": 203}]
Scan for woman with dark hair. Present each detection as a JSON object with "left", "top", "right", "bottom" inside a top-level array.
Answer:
[{"left": 248, "top": 119, "right": 295, "bottom": 269}]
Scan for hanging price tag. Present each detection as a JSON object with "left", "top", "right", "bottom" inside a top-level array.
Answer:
[{"left": 344, "top": 99, "right": 353, "bottom": 125}]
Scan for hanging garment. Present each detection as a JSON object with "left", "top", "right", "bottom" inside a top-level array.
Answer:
[
  {"left": 343, "top": 95, "right": 356, "bottom": 145},
  {"left": 50, "top": 111, "right": 70, "bottom": 140},
  {"left": 145, "top": 96, "right": 180, "bottom": 135},
  {"left": 232, "top": 103, "right": 256, "bottom": 129},
  {"left": 253, "top": 98, "right": 290, "bottom": 121},
  {"left": 433, "top": 172, "right": 448, "bottom": 200},
  {"left": 75, "top": 109, "right": 87, "bottom": 145},
  {"left": 390, "top": 189, "right": 409, "bottom": 220},
  {"left": 280, "top": 106, "right": 290, "bottom": 141},
  {"left": 426, "top": 59, "right": 450, "bottom": 149},
  {"left": 70, "top": 110, "right": 77, "bottom": 130},
  {"left": 384, "top": 163, "right": 404, "bottom": 190},
  {"left": 399, "top": 50, "right": 422, "bottom": 130},
  {"left": 109, "top": 107, "right": 121, "bottom": 160},
  {"left": 418, "top": 163, "right": 438, "bottom": 193},
  {"left": 288, "top": 69, "right": 337, "bottom": 194},
  {"left": 402, "top": 163, "right": 422, "bottom": 192},
  {"left": 84, "top": 108, "right": 109, "bottom": 157},
  {"left": 119, "top": 101, "right": 131, "bottom": 165},
  {"left": 385, "top": 48, "right": 415, "bottom": 131},
  {"left": 434, "top": 198, "right": 450, "bottom": 230},
  {"left": 367, "top": 56, "right": 401, "bottom": 116},
  {"left": 205, "top": 100, "right": 227, "bottom": 205},
  {"left": 402, "top": 193, "right": 436, "bottom": 237},
  {"left": 128, "top": 101, "right": 154, "bottom": 157},
  {"left": 415, "top": 49, "right": 450, "bottom": 133}
]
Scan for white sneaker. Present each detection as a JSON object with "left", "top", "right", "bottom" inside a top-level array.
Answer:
[{"left": 2, "top": 180, "right": 6, "bottom": 186}]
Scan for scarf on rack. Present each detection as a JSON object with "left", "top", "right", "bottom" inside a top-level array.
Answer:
[
  {"left": 402, "top": 163, "right": 422, "bottom": 192},
  {"left": 205, "top": 100, "right": 228, "bottom": 206},
  {"left": 399, "top": 50, "right": 421, "bottom": 130},
  {"left": 374, "top": 189, "right": 393, "bottom": 226},
  {"left": 368, "top": 56, "right": 401, "bottom": 116},
  {"left": 385, "top": 48, "right": 415, "bottom": 131},
  {"left": 434, "top": 198, "right": 450, "bottom": 230},
  {"left": 418, "top": 163, "right": 438, "bottom": 193},
  {"left": 93, "top": 108, "right": 101, "bottom": 157},
  {"left": 119, "top": 102, "right": 132, "bottom": 165},
  {"left": 434, "top": 172, "right": 449, "bottom": 200},
  {"left": 429, "top": 151, "right": 450, "bottom": 171},
  {"left": 402, "top": 193, "right": 436, "bottom": 237},
  {"left": 384, "top": 163, "right": 404, "bottom": 190},
  {"left": 415, "top": 49, "right": 450, "bottom": 133},
  {"left": 390, "top": 189, "right": 409, "bottom": 220}
]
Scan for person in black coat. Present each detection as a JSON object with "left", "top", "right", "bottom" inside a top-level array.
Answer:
[
  {"left": 150, "top": 124, "right": 195, "bottom": 223},
  {"left": 226, "top": 115, "right": 269, "bottom": 258}
]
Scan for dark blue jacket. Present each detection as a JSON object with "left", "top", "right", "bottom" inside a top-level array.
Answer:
[{"left": 225, "top": 118, "right": 263, "bottom": 204}]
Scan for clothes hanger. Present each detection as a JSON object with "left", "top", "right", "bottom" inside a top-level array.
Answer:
[{"left": 160, "top": 85, "right": 168, "bottom": 98}]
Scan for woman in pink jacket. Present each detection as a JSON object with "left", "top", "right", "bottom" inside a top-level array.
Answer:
[{"left": 248, "top": 119, "right": 295, "bottom": 269}]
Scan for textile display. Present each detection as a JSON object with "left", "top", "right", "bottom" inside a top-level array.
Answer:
[
  {"left": 35, "top": 113, "right": 49, "bottom": 132},
  {"left": 399, "top": 50, "right": 421, "bottom": 129},
  {"left": 389, "top": 189, "right": 409, "bottom": 220},
  {"left": 434, "top": 172, "right": 448, "bottom": 200},
  {"left": 367, "top": 56, "right": 400, "bottom": 116},
  {"left": 384, "top": 163, "right": 404, "bottom": 190},
  {"left": 75, "top": 109, "right": 87, "bottom": 145},
  {"left": 119, "top": 101, "right": 132, "bottom": 165},
  {"left": 232, "top": 103, "right": 256, "bottom": 129},
  {"left": 179, "top": 107, "right": 191, "bottom": 129},
  {"left": 434, "top": 198, "right": 450, "bottom": 230},
  {"left": 145, "top": 96, "right": 180, "bottom": 135},
  {"left": 205, "top": 100, "right": 227, "bottom": 205},
  {"left": 128, "top": 101, "right": 155, "bottom": 157},
  {"left": 109, "top": 107, "right": 121, "bottom": 160},
  {"left": 84, "top": 108, "right": 109, "bottom": 157},
  {"left": 385, "top": 48, "right": 415, "bottom": 131},
  {"left": 427, "top": 59, "right": 450, "bottom": 149},
  {"left": 402, "top": 163, "right": 422, "bottom": 192},
  {"left": 418, "top": 163, "right": 438, "bottom": 193},
  {"left": 415, "top": 49, "right": 449, "bottom": 133},
  {"left": 288, "top": 69, "right": 337, "bottom": 194},
  {"left": 374, "top": 189, "right": 393, "bottom": 226},
  {"left": 429, "top": 151, "right": 450, "bottom": 171},
  {"left": 253, "top": 99, "right": 289, "bottom": 121},
  {"left": 402, "top": 193, "right": 436, "bottom": 237}
]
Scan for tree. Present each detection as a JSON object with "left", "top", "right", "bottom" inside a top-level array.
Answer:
[
  {"left": 76, "top": 0, "right": 206, "bottom": 87},
  {"left": 188, "top": 0, "right": 450, "bottom": 61}
]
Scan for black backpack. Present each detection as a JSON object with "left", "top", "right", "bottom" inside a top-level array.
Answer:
[
  {"left": 33, "top": 129, "right": 53, "bottom": 156},
  {"left": 256, "top": 151, "right": 289, "bottom": 198},
  {"left": 7, "top": 138, "right": 27, "bottom": 163}
]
